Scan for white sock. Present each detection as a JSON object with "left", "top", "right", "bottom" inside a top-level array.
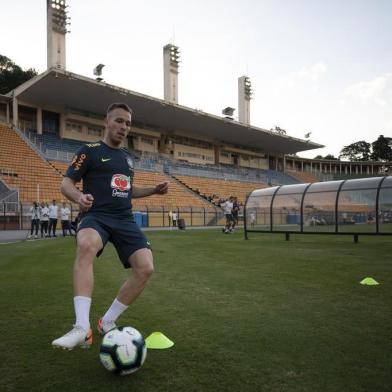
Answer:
[
  {"left": 102, "top": 298, "right": 128, "bottom": 325},
  {"left": 74, "top": 296, "right": 91, "bottom": 331}
]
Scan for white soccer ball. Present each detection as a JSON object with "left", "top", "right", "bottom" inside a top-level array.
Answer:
[{"left": 99, "top": 326, "right": 147, "bottom": 375}]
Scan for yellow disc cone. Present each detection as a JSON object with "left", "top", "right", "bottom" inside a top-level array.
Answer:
[
  {"left": 145, "top": 332, "right": 174, "bottom": 349},
  {"left": 360, "top": 277, "right": 379, "bottom": 285}
]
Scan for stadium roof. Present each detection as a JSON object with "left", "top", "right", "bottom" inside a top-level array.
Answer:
[
  {"left": 10, "top": 68, "right": 323, "bottom": 155},
  {"left": 0, "top": 94, "right": 12, "bottom": 103}
]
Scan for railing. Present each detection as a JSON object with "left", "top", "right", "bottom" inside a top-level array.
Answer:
[
  {"left": 0, "top": 202, "right": 230, "bottom": 230},
  {"left": 45, "top": 149, "right": 74, "bottom": 162},
  {"left": 171, "top": 164, "right": 271, "bottom": 184},
  {"left": 0, "top": 178, "right": 19, "bottom": 204},
  {"left": 0, "top": 190, "right": 19, "bottom": 204},
  {"left": 311, "top": 170, "right": 334, "bottom": 182}
]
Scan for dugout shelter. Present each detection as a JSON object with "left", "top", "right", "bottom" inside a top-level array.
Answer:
[{"left": 244, "top": 176, "right": 392, "bottom": 242}]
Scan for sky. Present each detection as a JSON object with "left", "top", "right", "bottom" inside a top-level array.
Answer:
[{"left": 1, "top": 0, "right": 391, "bottom": 158}]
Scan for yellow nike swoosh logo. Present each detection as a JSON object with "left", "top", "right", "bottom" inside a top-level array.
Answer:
[{"left": 101, "top": 158, "right": 111, "bottom": 162}]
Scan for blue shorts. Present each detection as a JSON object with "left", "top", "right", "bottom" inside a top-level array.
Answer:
[{"left": 77, "top": 212, "right": 151, "bottom": 269}]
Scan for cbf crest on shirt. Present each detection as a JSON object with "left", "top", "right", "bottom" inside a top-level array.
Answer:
[
  {"left": 126, "top": 156, "right": 134, "bottom": 170},
  {"left": 66, "top": 141, "right": 135, "bottom": 214}
]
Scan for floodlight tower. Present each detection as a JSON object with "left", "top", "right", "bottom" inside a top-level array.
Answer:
[
  {"left": 163, "top": 44, "right": 180, "bottom": 104},
  {"left": 47, "top": 0, "right": 70, "bottom": 70},
  {"left": 238, "top": 75, "right": 252, "bottom": 125}
]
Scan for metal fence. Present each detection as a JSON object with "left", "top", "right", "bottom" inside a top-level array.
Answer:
[{"left": 0, "top": 203, "right": 230, "bottom": 230}]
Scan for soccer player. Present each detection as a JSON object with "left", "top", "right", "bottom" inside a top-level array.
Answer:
[{"left": 52, "top": 103, "right": 169, "bottom": 350}]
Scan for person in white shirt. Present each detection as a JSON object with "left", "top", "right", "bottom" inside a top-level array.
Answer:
[
  {"left": 48, "top": 200, "right": 58, "bottom": 237},
  {"left": 61, "top": 202, "right": 72, "bottom": 236},
  {"left": 40, "top": 202, "right": 49, "bottom": 237},
  {"left": 249, "top": 211, "right": 256, "bottom": 228},
  {"left": 221, "top": 197, "right": 234, "bottom": 234},
  {"left": 172, "top": 211, "right": 177, "bottom": 227},
  {"left": 28, "top": 201, "right": 41, "bottom": 239}
]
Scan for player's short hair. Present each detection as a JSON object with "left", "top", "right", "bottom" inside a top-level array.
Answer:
[{"left": 106, "top": 102, "right": 133, "bottom": 117}]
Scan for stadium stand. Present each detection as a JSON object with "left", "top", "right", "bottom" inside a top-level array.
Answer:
[
  {"left": 6, "top": 121, "right": 380, "bottom": 217},
  {"left": 173, "top": 174, "right": 269, "bottom": 205},
  {"left": 132, "top": 171, "right": 213, "bottom": 209},
  {"left": 32, "top": 131, "right": 84, "bottom": 153},
  {"left": 0, "top": 124, "right": 211, "bottom": 210},
  {"left": 49, "top": 160, "right": 70, "bottom": 176},
  {"left": 0, "top": 124, "right": 64, "bottom": 202},
  {"left": 287, "top": 170, "right": 319, "bottom": 183},
  {"left": 23, "top": 129, "right": 90, "bottom": 162},
  {"left": 49, "top": 161, "right": 214, "bottom": 210},
  {"left": 30, "top": 130, "right": 298, "bottom": 186},
  {"left": 169, "top": 161, "right": 299, "bottom": 186},
  {"left": 331, "top": 173, "right": 383, "bottom": 180}
]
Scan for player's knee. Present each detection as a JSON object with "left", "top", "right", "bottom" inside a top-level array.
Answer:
[
  {"left": 142, "top": 262, "right": 154, "bottom": 279},
  {"left": 134, "top": 262, "right": 154, "bottom": 282},
  {"left": 77, "top": 236, "right": 100, "bottom": 256}
]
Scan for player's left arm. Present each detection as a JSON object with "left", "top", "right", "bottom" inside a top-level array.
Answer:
[{"left": 132, "top": 181, "right": 169, "bottom": 198}]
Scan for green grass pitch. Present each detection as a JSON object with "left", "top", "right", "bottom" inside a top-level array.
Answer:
[{"left": 0, "top": 230, "right": 391, "bottom": 392}]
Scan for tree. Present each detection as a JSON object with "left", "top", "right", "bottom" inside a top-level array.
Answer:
[
  {"left": 324, "top": 154, "right": 338, "bottom": 160},
  {"left": 339, "top": 141, "right": 371, "bottom": 161},
  {"left": 314, "top": 154, "right": 339, "bottom": 160},
  {"left": 371, "top": 135, "right": 392, "bottom": 161},
  {"left": 0, "top": 55, "right": 38, "bottom": 94}
]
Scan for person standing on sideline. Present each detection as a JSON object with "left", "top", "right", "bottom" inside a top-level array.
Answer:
[
  {"left": 231, "top": 197, "right": 240, "bottom": 231},
  {"left": 40, "top": 202, "right": 49, "bottom": 238},
  {"left": 61, "top": 202, "right": 72, "bottom": 236},
  {"left": 52, "top": 103, "right": 169, "bottom": 350},
  {"left": 249, "top": 211, "right": 256, "bottom": 228},
  {"left": 48, "top": 200, "right": 58, "bottom": 237},
  {"left": 168, "top": 210, "right": 173, "bottom": 227},
  {"left": 28, "top": 202, "right": 40, "bottom": 239},
  {"left": 222, "top": 197, "right": 234, "bottom": 233},
  {"left": 172, "top": 211, "right": 177, "bottom": 227}
]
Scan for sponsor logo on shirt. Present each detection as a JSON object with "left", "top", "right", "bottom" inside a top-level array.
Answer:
[
  {"left": 111, "top": 174, "right": 131, "bottom": 198},
  {"left": 72, "top": 153, "right": 87, "bottom": 171}
]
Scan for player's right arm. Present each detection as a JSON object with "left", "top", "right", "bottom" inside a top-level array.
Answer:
[
  {"left": 61, "top": 145, "right": 94, "bottom": 211},
  {"left": 61, "top": 177, "right": 94, "bottom": 211}
]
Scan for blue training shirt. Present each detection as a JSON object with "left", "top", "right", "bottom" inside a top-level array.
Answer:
[{"left": 65, "top": 141, "right": 135, "bottom": 214}]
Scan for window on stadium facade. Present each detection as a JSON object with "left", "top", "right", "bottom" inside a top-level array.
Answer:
[
  {"left": 66, "top": 122, "right": 82, "bottom": 133},
  {"left": 87, "top": 126, "right": 103, "bottom": 137}
]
